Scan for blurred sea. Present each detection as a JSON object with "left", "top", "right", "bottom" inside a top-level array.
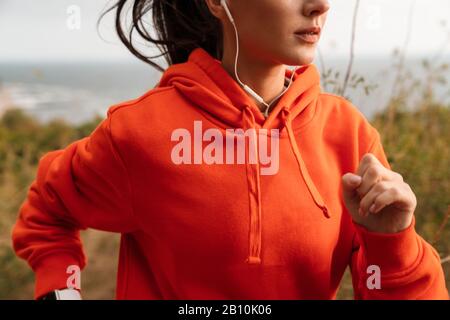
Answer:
[
  {"left": 0, "top": 61, "right": 159, "bottom": 124},
  {"left": 0, "top": 57, "right": 448, "bottom": 124}
]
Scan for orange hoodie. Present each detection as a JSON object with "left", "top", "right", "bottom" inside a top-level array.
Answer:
[{"left": 12, "top": 48, "right": 448, "bottom": 299}]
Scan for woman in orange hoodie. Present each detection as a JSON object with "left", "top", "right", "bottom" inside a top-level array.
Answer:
[{"left": 12, "top": 0, "right": 448, "bottom": 300}]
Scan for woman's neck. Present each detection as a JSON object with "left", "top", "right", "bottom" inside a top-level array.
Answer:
[{"left": 221, "top": 46, "right": 287, "bottom": 112}]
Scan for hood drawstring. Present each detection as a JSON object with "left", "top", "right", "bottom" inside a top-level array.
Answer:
[
  {"left": 241, "top": 106, "right": 330, "bottom": 266},
  {"left": 242, "top": 106, "right": 262, "bottom": 264},
  {"left": 281, "top": 108, "right": 330, "bottom": 219}
]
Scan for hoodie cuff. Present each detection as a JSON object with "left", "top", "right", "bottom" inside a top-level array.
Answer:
[
  {"left": 33, "top": 253, "right": 82, "bottom": 300},
  {"left": 353, "top": 216, "right": 421, "bottom": 275}
]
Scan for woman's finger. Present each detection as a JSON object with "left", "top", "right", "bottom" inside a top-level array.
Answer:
[
  {"left": 369, "top": 185, "right": 406, "bottom": 214},
  {"left": 358, "top": 180, "right": 393, "bottom": 216},
  {"left": 356, "top": 163, "right": 392, "bottom": 198}
]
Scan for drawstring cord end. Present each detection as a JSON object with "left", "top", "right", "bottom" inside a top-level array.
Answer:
[
  {"left": 321, "top": 205, "right": 331, "bottom": 219},
  {"left": 246, "top": 256, "right": 262, "bottom": 264}
]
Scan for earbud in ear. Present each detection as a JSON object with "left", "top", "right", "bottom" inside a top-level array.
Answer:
[{"left": 220, "top": 0, "right": 235, "bottom": 23}]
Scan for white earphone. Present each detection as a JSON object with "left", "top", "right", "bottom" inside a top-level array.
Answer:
[{"left": 220, "top": 0, "right": 299, "bottom": 117}]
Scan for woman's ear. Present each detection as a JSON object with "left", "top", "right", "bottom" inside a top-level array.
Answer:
[{"left": 204, "top": 0, "right": 227, "bottom": 21}]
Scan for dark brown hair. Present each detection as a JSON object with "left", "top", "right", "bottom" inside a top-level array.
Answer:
[{"left": 100, "top": 0, "right": 223, "bottom": 72}]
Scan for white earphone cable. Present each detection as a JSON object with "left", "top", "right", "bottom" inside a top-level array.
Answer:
[{"left": 223, "top": 0, "right": 299, "bottom": 117}]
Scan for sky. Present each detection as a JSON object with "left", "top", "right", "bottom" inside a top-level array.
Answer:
[{"left": 0, "top": 0, "right": 449, "bottom": 63}]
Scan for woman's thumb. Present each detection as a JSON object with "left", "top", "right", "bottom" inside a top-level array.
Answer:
[{"left": 341, "top": 173, "right": 362, "bottom": 199}]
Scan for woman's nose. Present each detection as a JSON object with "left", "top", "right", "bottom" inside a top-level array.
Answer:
[{"left": 304, "top": 0, "right": 330, "bottom": 17}]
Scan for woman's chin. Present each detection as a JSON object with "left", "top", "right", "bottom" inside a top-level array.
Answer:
[
  {"left": 273, "top": 43, "right": 316, "bottom": 66},
  {"left": 282, "top": 51, "right": 316, "bottom": 66}
]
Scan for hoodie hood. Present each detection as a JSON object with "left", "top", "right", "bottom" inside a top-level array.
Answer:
[{"left": 159, "top": 48, "right": 330, "bottom": 264}]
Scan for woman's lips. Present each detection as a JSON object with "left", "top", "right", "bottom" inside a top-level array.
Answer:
[
  {"left": 294, "top": 32, "right": 320, "bottom": 44},
  {"left": 294, "top": 26, "right": 321, "bottom": 44}
]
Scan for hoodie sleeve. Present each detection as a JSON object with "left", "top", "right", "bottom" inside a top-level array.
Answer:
[
  {"left": 11, "top": 109, "right": 139, "bottom": 299},
  {"left": 349, "top": 126, "right": 449, "bottom": 300}
]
